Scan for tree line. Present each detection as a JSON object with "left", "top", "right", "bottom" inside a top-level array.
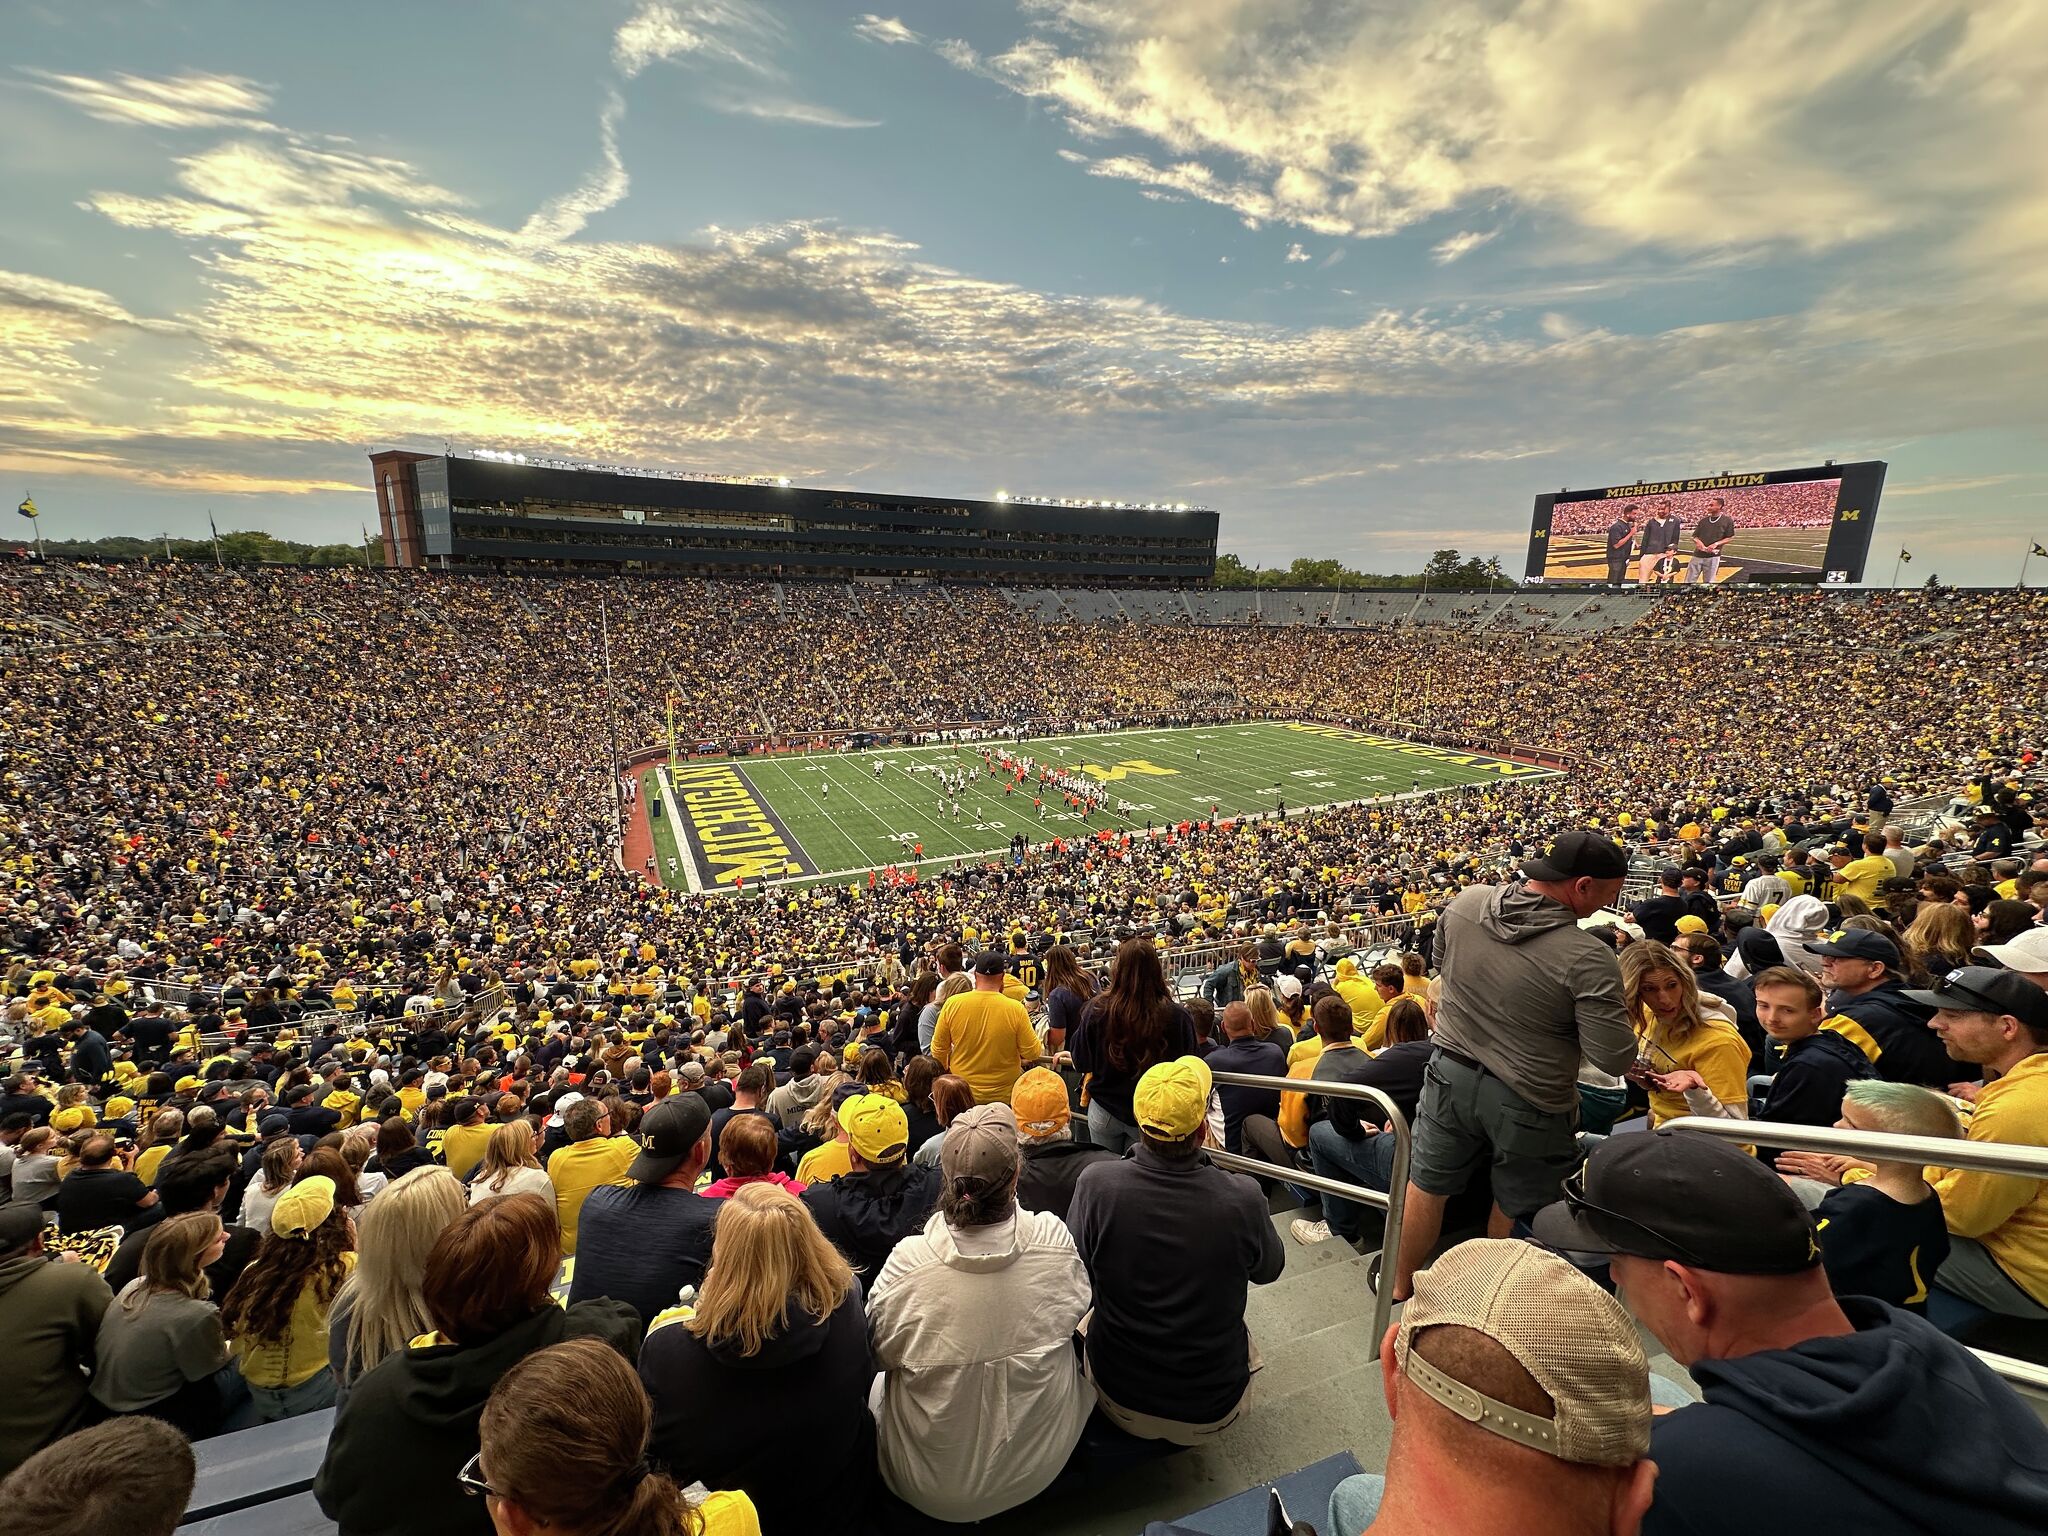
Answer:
[
  {"left": 23, "top": 531, "right": 384, "bottom": 566},
  {"left": 1212, "top": 549, "right": 1509, "bottom": 590}
]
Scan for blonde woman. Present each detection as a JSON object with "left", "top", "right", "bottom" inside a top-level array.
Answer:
[
  {"left": 133, "top": 1110, "right": 185, "bottom": 1189},
  {"left": 1242, "top": 986, "right": 1286, "bottom": 1048},
  {"left": 1905, "top": 901, "right": 1975, "bottom": 975},
  {"left": 639, "top": 1184, "right": 871, "bottom": 1530},
  {"left": 240, "top": 1137, "right": 302, "bottom": 1236},
  {"left": 1621, "top": 941, "right": 1751, "bottom": 1127},
  {"left": 920, "top": 971, "right": 972, "bottom": 1053},
  {"left": 470, "top": 1119, "right": 554, "bottom": 1205},
  {"left": 89, "top": 1211, "right": 237, "bottom": 1436},
  {"left": 340, "top": 1124, "right": 384, "bottom": 1203},
  {"left": 326, "top": 1165, "right": 466, "bottom": 1406}
]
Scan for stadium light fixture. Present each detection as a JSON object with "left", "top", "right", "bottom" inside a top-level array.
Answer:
[
  {"left": 995, "top": 491, "right": 1008, "bottom": 502},
  {"left": 776, "top": 476, "right": 792, "bottom": 487}
]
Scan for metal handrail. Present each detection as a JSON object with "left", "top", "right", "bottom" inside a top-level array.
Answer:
[
  {"left": 1666, "top": 1115, "right": 2048, "bottom": 1398},
  {"left": 1665, "top": 1116, "right": 2048, "bottom": 1179},
  {"left": 1208, "top": 1070, "right": 1411, "bottom": 1346}
]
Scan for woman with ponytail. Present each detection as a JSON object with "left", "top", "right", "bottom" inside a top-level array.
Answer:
[{"left": 471, "top": 1337, "right": 760, "bottom": 1536}]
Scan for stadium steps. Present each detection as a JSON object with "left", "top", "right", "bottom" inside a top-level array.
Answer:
[
  {"left": 772, "top": 581, "right": 787, "bottom": 614},
  {"left": 979, "top": 1205, "right": 1399, "bottom": 1536},
  {"left": 1181, "top": 590, "right": 1198, "bottom": 621}
]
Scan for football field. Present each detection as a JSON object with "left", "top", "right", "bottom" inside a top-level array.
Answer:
[{"left": 637, "top": 721, "right": 1559, "bottom": 893}]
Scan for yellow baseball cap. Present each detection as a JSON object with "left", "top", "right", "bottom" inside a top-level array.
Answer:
[
  {"left": 105, "top": 1096, "right": 136, "bottom": 1119},
  {"left": 838, "top": 1093, "right": 909, "bottom": 1164},
  {"left": 175, "top": 1076, "right": 204, "bottom": 1093},
  {"left": 51, "top": 1106, "right": 89, "bottom": 1133},
  {"left": 272, "top": 1175, "right": 337, "bottom": 1238},
  {"left": 1011, "top": 1067, "right": 1070, "bottom": 1136},
  {"left": 1674, "top": 915, "right": 1709, "bottom": 935},
  {"left": 1133, "top": 1056, "right": 1212, "bottom": 1140}
]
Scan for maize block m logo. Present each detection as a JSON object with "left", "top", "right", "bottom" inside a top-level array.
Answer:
[{"left": 1069, "top": 759, "right": 1179, "bottom": 782}]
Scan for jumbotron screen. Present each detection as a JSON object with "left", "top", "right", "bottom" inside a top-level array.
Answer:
[{"left": 1522, "top": 461, "right": 1886, "bottom": 586}]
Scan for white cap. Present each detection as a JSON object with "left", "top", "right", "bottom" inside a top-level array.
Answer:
[
  {"left": 547, "top": 1090, "right": 586, "bottom": 1127},
  {"left": 1974, "top": 927, "right": 2048, "bottom": 975}
]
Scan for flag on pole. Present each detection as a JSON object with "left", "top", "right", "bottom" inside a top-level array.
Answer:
[
  {"left": 1898, "top": 548, "right": 1912, "bottom": 563},
  {"left": 2033, "top": 543, "right": 2048, "bottom": 559},
  {"left": 16, "top": 496, "right": 36, "bottom": 520}
]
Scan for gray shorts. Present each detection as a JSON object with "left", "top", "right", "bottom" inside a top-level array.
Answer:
[{"left": 1409, "top": 1050, "right": 1582, "bottom": 1219}]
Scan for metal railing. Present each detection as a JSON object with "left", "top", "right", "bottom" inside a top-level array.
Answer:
[
  {"left": 1667, "top": 1116, "right": 2048, "bottom": 1399},
  {"left": 1207, "top": 1070, "right": 1412, "bottom": 1346}
]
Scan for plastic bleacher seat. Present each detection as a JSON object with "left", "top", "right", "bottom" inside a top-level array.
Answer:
[
  {"left": 179, "top": 1490, "right": 334, "bottom": 1536},
  {"left": 1138, "top": 1450, "right": 1363, "bottom": 1536},
  {"left": 183, "top": 1408, "right": 335, "bottom": 1524}
]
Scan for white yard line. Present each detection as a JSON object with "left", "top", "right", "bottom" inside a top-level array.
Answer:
[{"left": 653, "top": 765, "right": 701, "bottom": 894}]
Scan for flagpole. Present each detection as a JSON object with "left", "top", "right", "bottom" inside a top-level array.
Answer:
[
  {"left": 2023, "top": 542, "right": 2035, "bottom": 590},
  {"left": 360, "top": 523, "right": 374, "bottom": 571},
  {"left": 1891, "top": 551, "right": 1903, "bottom": 588},
  {"left": 208, "top": 510, "right": 223, "bottom": 569}
]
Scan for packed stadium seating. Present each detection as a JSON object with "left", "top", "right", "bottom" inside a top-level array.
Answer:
[{"left": 3, "top": 561, "right": 2046, "bottom": 1535}]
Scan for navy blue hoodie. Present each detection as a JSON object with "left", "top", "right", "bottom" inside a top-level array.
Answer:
[{"left": 1645, "top": 1299, "right": 2048, "bottom": 1536}]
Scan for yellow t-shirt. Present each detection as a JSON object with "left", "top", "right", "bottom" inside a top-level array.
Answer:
[
  {"left": 795, "top": 1140, "right": 853, "bottom": 1185},
  {"left": 700, "top": 1489, "right": 762, "bottom": 1536},
  {"left": 441, "top": 1122, "right": 494, "bottom": 1181},
  {"left": 547, "top": 1135, "right": 636, "bottom": 1256},
  {"left": 135, "top": 1144, "right": 172, "bottom": 1187},
  {"left": 931, "top": 990, "right": 1041, "bottom": 1105},
  {"left": 232, "top": 1252, "right": 356, "bottom": 1389},
  {"left": 1639, "top": 1011, "right": 1753, "bottom": 1128},
  {"left": 1835, "top": 856, "right": 1894, "bottom": 904},
  {"left": 1932, "top": 1052, "right": 2048, "bottom": 1308}
]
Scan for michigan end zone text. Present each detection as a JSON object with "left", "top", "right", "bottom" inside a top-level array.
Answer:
[{"left": 667, "top": 762, "right": 816, "bottom": 886}]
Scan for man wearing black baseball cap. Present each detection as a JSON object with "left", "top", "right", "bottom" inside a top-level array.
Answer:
[
  {"left": 1806, "top": 928, "right": 1949, "bottom": 1087},
  {"left": 1534, "top": 1129, "right": 2048, "bottom": 1536},
  {"left": 568, "top": 1095, "right": 716, "bottom": 1327},
  {"left": 1898, "top": 967, "right": 2048, "bottom": 1325},
  {"left": 1391, "top": 829, "right": 1638, "bottom": 1302}
]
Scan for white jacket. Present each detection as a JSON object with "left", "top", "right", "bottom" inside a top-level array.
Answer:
[{"left": 867, "top": 1207, "right": 1093, "bottom": 1523}]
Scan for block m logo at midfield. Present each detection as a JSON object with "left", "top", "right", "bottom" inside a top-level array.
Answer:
[{"left": 1065, "top": 759, "right": 1179, "bottom": 783}]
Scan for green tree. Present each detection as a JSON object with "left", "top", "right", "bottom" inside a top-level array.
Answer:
[{"left": 1421, "top": 548, "right": 1467, "bottom": 584}]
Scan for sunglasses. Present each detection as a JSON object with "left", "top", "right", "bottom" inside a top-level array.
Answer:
[
  {"left": 457, "top": 1451, "right": 500, "bottom": 1500},
  {"left": 1561, "top": 1167, "right": 1714, "bottom": 1268}
]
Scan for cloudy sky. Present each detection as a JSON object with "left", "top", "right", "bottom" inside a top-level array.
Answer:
[{"left": 4, "top": 0, "right": 2045, "bottom": 581}]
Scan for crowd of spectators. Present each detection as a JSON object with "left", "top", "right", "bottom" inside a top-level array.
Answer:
[{"left": 3, "top": 561, "right": 2048, "bottom": 1533}]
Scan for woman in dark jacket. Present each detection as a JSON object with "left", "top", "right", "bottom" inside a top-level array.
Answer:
[
  {"left": 639, "top": 1184, "right": 874, "bottom": 1536},
  {"left": 361, "top": 1115, "right": 431, "bottom": 1184},
  {"left": 313, "top": 1192, "right": 639, "bottom": 1536},
  {"left": 1067, "top": 936, "right": 1197, "bottom": 1155}
]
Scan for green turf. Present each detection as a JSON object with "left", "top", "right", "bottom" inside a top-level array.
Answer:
[{"left": 641, "top": 721, "right": 1559, "bottom": 893}]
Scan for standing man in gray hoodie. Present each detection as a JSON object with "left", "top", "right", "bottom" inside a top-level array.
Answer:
[{"left": 1390, "top": 831, "right": 1638, "bottom": 1301}]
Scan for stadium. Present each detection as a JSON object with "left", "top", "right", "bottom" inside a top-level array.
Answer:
[
  {"left": 10, "top": 0, "right": 2048, "bottom": 1526},
  {"left": 5, "top": 500, "right": 2048, "bottom": 1534}
]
